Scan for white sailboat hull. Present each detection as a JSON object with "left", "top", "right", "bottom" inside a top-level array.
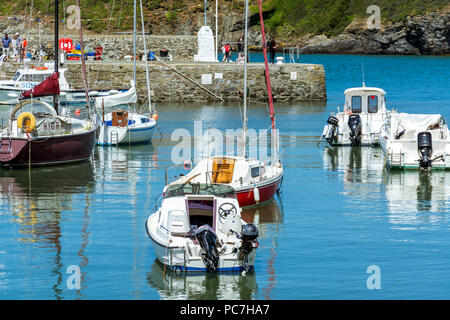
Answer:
[{"left": 97, "top": 112, "right": 156, "bottom": 145}]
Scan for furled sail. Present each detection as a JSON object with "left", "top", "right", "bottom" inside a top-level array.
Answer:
[
  {"left": 20, "top": 72, "right": 60, "bottom": 99},
  {"left": 94, "top": 81, "right": 138, "bottom": 109}
]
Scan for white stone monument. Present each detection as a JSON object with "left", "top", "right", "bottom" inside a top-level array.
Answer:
[{"left": 196, "top": 26, "right": 216, "bottom": 62}]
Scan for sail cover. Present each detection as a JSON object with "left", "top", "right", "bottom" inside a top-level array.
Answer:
[
  {"left": 20, "top": 72, "right": 60, "bottom": 99},
  {"left": 94, "top": 81, "right": 137, "bottom": 109},
  {"left": 394, "top": 113, "right": 444, "bottom": 132}
]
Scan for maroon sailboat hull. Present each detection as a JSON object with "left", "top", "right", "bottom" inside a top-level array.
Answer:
[
  {"left": 236, "top": 177, "right": 282, "bottom": 208},
  {"left": 0, "top": 129, "right": 96, "bottom": 167}
]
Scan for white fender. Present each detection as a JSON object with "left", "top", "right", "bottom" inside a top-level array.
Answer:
[{"left": 253, "top": 186, "right": 260, "bottom": 203}]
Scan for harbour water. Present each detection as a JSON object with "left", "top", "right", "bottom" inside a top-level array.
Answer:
[{"left": 0, "top": 54, "right": 450, "bottom": 299}]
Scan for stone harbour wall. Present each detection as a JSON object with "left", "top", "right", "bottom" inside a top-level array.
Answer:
[
  {"left": 1, "top": 61, "right": 326, "bottom": 103},
  {"left": 68, "top": 61, "right": 326, "bottom": 103}
]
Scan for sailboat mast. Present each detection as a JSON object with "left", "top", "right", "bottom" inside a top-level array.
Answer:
[
  {"left": 139, "top": 0, "right": 152, "bottom": 113},
  {"left": 257, "top": 0, "right": 275, "bottom": 131},
  {"left": 133, "top": 0, "right": 137, "bottom": 87},
  {"left": 76, "top": 0, "right": 90, "bottom": 108},
  {"left": 242, "top": 0, "right": 249, "bottom": 158},
  {"left": 53, "top": 0, "right": 59, "bottom": 113}
]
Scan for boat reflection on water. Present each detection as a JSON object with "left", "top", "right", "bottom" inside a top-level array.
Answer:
[
  {"left": 147, "top": 261, "right": 258, "bottom": 300},
  {"left": 147, "top": 198, "right": 283, "bottom": 300},
  {"left": 322, "top": 146, "right": 385, "bottom": 201},
  {"left": 384, "top": 170, "right": 450, "bottom": 226},
  {"left": 322, "top": 145, "right": 450, "bottom": 228},
  {"left": 0, "top": 162, "right": 95, "bottom": 299}
]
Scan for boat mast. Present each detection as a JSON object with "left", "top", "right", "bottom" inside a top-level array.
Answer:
[
  {"left": 215, "top": 0, "right": 218, "bottom": 62},
  {"left": 242, "top": 0, "right": 249, "bottom": 158},
  {"left": 257, "top": 0, "right": 275, "bottom": 131},
  {"left": 257, "top": 0, "right": 278, "bottom": 161},
  {"left": 53, "top": 0, "right": 59, "bottom": 113},
  {"left": 139, "top": 0, "right": 152, "bottom": 114},
  {"left": 133, "top": 0, "right": 137, "bottom": 111},
  {"left": 76, "top": 0, "right": 90, "bottom": 109}
]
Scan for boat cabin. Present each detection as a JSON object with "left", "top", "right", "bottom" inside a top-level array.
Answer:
[
  {"left": 343, "top": 87, "right": 387, "bottom": 115},
  {"left": 162, "top": 183, "right": 239, "bottom": 236},
  {"left": 185, "top": 157, "right": 267, "bottom": 186}
]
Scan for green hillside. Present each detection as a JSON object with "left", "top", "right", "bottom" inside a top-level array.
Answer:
[
  {"left": 1, "top": 0, "right": 448, "bottom": 36},
  {"left": 252, "top": 0, "right": 449, "bottom": 37}
]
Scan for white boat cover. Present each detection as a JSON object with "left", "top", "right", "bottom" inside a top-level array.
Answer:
[
  {"left": 94, "top": 81, "right": 137, "bottom": 109},
  {"left": 394, "top": 113, "right": 444, "bottom": 131}
]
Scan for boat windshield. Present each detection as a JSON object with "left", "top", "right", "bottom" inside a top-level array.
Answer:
[{"left": 164, "top": 183, "right": 237, "bottom": 199}]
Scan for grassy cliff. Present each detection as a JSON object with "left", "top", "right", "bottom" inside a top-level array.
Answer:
[
  {"left": 1, "top": 0, "right": 448, "bottom": 36},
  {"left": 251, "top": 0, "right": 449, "bottom": 37}
]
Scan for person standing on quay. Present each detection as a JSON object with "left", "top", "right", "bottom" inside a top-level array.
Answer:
[
  {"left": 12, "top": 33, "right": 22, "bottom": 62},
  {"left": 2, "top": 33, "right": 11, "bottom": 59},
  {"left": 268, "top": 38, "right": 277, "bottom": 64}
]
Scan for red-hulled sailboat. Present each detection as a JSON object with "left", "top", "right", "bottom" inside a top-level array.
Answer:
[
  {"left": 167, "top": 0, "right": 284, "bottom": 207},
  {"left": 0, "top": 0, "right": 96, "bottom": 167}
]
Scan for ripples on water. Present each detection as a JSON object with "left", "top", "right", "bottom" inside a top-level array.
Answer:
[{"left": 0, "top": 54, "right": 450, "bottom": 299}]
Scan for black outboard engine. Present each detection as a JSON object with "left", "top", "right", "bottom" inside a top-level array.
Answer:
[
  {"left": 238, "top": 223, "right": 259, "bottom": 273},
  {"left": 327, "top": 115, "right": 339, "bottom": 127},
  {"left": 195, "top": 225, "right": 219, "bottom": 272},
  {"left": 348, "top": 114, "right": 362, "bottom": 146},
  {"left": 324, "top": 115, "right": 339, "bottom": 143},
  {"left": 418, "top": 132, "right": 433, "bottom": 170}
]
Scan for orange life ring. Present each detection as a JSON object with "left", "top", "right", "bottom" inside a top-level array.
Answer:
[{"left": 17, "top": 112, "right": 36, "bottom": 133}]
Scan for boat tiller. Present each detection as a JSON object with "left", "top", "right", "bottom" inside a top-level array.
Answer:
[
  {"left": 418, "top": 131, "right": 433, "bottom": 170},
  {"left": 195, "top": 225, "right": 220, "bottom": 272},
  {"left": 239, "top": 223, "right": 259, "bottom": 273},
  {"left": 348, "top": 115, "right": 362, "bottom": 146}
]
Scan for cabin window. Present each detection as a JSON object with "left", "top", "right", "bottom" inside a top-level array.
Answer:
[
  {"left": 251, "top": 167, "right": 260, "bottom": 178},
  {"left": 12, "top": 72, "right": 21, "bottom": 81},
  {"left": 351, "top": 96, "right": 362, "bottom": 113},
  {"left": 368, "top": 95, "right": 378, "bottom": 113}
]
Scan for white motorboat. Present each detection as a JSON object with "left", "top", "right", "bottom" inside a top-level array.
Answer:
[
  {"left": 0, "top": 64, "right": 122, "bottom": 106},
  {"left": 322, "top": 86, "right": 390, "bottom": 146},
  {"left": 379, "top": 112, "right": 450, "bottom": 170},
  {"left": 145, "top": 182, "right": 259, "bottom": 273},
  {"left": 95, "top": 82, "right": 156, "bottom": 146}
]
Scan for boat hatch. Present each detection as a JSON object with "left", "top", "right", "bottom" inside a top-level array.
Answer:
[
  {"left": 211, "top": 157, "right": 235, "bottom": 183},
  {"left": 111, "top": 111, "right": 128, "bottom": 127},
  {"left": 186, "top": 199, "right": 215, "bottom": 231}
]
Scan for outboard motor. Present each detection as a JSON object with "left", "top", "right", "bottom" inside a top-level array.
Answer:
[
  {"left": 238, "top": 223, "right": 259, "bottom": 274},
  {"left": 327, "top": 115, "right": 339, "bottom": 127},
  {"left": 418, "top": 132, "right": 433, "bottom": 170},
  {"left": 323, "top": 115, "right": 339, "bottom": 143},
  {"left": 195, "top": 225, "right": 219, "bottom": 272},
  {"left": 348, "top": 115, "right": 362, "bottom": 146}
]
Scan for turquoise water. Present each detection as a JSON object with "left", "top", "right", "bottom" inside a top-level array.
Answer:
[{"left": 1, "top": 54, "right": 450, "bottom": 299}]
